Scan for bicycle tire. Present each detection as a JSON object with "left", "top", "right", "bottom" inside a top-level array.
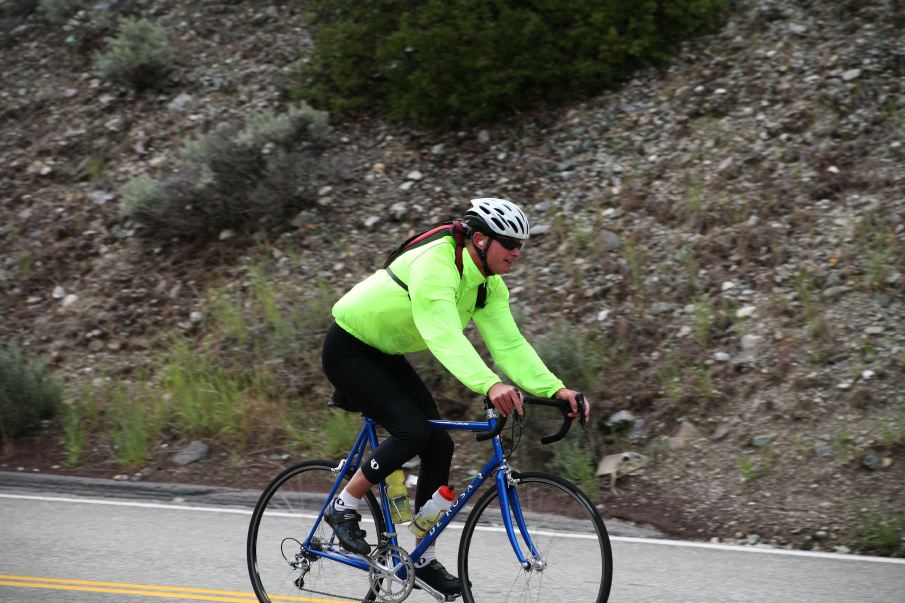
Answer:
[
  {"left": 247, "top": 459, "right": 386, "bottom": 603},
  {"left": 458, "top": 471, "right": 612, "bottom": 603}
]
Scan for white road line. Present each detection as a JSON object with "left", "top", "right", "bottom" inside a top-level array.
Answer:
[
  {"left": 0, "top": 492, "right": 253, "bottom": 515},
  {"left": 612, "top": 535, "right": 905, "bottom": 564},
  {"left": 2, "top": 492, "right": 903, "bottom": 565}
]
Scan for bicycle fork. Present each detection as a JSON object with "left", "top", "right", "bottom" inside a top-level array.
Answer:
[{"left": 496, "top": 465, "right": 545, "bottom": 572}]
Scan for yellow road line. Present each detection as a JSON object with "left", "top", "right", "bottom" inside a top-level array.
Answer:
[{"left": 0, "top": 575, "right": 349, "bottom": 603}]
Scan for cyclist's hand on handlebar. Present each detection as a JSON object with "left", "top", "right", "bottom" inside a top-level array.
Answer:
[
  {"left": 554, "top": 388, "right": 590, "bottom": 423},
  {"left": 487, "top": 383, "right": 524, "bottom": 417}
]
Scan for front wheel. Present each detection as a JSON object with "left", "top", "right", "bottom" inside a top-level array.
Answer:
[
  {"left": 458, "top": 471, "right": 612, "bottom": 602},
  {"left": 247, "top": 459, "right": 386, "bottom": 602}
]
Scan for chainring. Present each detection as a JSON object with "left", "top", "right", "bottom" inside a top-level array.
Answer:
[{"left": 368, "top": 543, "right": 415, "bottom": 602}]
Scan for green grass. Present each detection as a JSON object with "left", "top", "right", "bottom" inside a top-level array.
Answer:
[
  {"left": 61, "top": 404, "right": 86, "bottom": 466},
  {"left": 208, "top": 289, "right": 247, "bottom": 343},
  {"left": 533, "top": 319, "right": 607, "bottom": 397},
  {"left": 834, "top": 430, "right": 858, "bottom": 464},
  {"left": 689, "top": 365, "right": 715, "bottom": 399},
  {"left": 856, "top": 505, "right": 904, "bottom": 556},
  {"left": 735, "top": 444, "right": 774, "bottom": 482},
  {"left": 853, "top": 211, "right": 899, "bottom": 292},
  {"left": 645, "top": 437, "right": 669, "bottom": 463},
  {"left": 684, "top": 181, "right": 706, "bottom": 230},
  {"left": 61, "top": 387, "right": 102, "bottom": 466},
  {"left": 17, "top": 251, "right": 34, "bottom": 278},
  {"left": 249, "top": 263, "right": 287, "bottom": 335},
  {"left": 658, "top": 356, "right": 685, "bottom": 407},
  {"left": 79, "top": 152, "right": 108, "bottom": 182},
  {"left": 59, "top": 245, "right": 343, "bottom": 469},
  {"left": 110, "top": 397, "right": 156, "bottom": 468},
  {"left": 693, "top": 296, "right": 715, "bottom": 345},
  {"left": 680, "top": 248, "right": 703, "bottom": 297},
  {"left": 547, "top": 435, "right": 600, "bottom": 499},
  {"left": 161, "top": 340, "right": 248, "bottom": 443},
  {"left": 880, "top": 403, "right": 905, "bottom": 449},
  {"left": 90, "top": 381, "right": 166, "bottom": 469},
  {"left": 323, "top": 410, "right": 362, "bottom": 459},
  {"left": 794, "top": 270, "right": 821, "bottom": 324},
  {"left": 622, "top": 240, "right": 647, "bottom": 311}
]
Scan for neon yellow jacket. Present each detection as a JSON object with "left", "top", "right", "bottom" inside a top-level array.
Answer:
[{"left": 332, "top": 237, "right": 565, "bottom": 397}]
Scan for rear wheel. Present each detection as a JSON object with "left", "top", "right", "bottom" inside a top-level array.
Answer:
[
  {"left": 458, "top": 471, "right": 612, "bottom": 602},
  {"left": 247, "top": 460, "right": 385, "bottom": 602}
]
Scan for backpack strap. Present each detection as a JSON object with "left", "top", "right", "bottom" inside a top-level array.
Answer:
[
  {"left": 384, "top": 219, "right": 487, "bottom": 309},
  {"left": 476, "top": 283, "right": 487, "bottom": 309},
  {"left": 383, "top": 220, "right": 459, "bottom": 270}
]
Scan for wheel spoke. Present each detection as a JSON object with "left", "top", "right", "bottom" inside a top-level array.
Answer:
[
  {"left": 247, "top": 460, "right": 384, "bottom": 602},
  {"left": 458, "top": 471, "right": 612, "bottom": 602}
]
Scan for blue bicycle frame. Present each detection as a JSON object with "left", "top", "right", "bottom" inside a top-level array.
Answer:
[{"left": 301, "top": 410, "right": 541, "bottom": 572}]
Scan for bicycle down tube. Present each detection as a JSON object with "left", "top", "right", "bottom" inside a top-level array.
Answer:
[{"left": 412, "top": 414, "right": 534, "bottom": 565}]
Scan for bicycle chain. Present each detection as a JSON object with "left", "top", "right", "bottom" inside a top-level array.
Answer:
[
  {"left": 294, "top": 545, "right": 415, "bottom": 603},
  {"left": 296, "top": 585, "right": 370, "bottom": 602}
]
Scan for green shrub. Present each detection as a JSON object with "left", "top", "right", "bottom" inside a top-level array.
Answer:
[
  {"left": 120, "top": 103, "right": 330, "bottom": 242},
  {"left": 38, "top": 0, "right": 85, "bottom": 23},
  {"left": 93, "top": 17, "right": 174, "bottom": 89},
  {"left": 299, "top": 0, "right": 730, "bottom": 128},
  {"left": 1, "top": 0, "right": 38, "bottom": 18},
  {"left": 120, "top": 176, "right": 166, "bottom": 218},
  {"left": 0, "top": 344, "right": 63, "bottom": 445}
]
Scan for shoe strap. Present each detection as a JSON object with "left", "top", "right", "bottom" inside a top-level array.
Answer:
[{"left": 337, "top": 510, "right": 362, "bottom": 522}]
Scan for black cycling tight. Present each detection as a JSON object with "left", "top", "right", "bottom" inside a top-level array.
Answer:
[{"left": 321, "top": 322, "right": 454, "bottom": 512}]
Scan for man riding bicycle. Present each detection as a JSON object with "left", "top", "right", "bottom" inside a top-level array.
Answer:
[{"left": 321, "top": 197, "right": 590, "bottom": 595}]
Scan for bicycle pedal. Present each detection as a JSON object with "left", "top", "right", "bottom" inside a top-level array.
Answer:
[{"left": 412, "top": 578, "right": 461, "bottom": 602}]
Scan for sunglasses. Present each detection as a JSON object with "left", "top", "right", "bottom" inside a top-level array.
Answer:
[{"left": 492, "top": 236, "right": 524, "bottom": 251}]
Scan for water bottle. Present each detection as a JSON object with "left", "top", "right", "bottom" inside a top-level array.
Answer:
[
  {"left": 409, "top": 486, "right": 456, "bottom": 537},
  {"left": 386, "top": 470, "right": 412, "bottom": 524}
]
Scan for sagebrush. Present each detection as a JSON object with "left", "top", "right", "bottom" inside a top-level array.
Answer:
[
  {"left": 120, "top": 103, "right": 330, "bottom": 242},
  {"left": 0, "top": 344, "right": 62, "bottom": 445},
  {"left": 39, "top": 0, "right": 85, "bottom": 23},
  {"left": 93, "top": 17, "right": 174, "bottom": 89}
]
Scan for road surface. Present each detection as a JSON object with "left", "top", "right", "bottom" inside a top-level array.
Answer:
[{"left": 0, "top": 472, "right": 902, "bottom": 602}]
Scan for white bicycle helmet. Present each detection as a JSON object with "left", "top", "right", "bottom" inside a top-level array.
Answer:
[{"left": 464, "top": 198, "right": 530, "bottom": 240}]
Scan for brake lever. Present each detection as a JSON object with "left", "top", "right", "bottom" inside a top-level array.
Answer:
[{"left": 576, "top": 393, "right": 589, "bottom": 433}]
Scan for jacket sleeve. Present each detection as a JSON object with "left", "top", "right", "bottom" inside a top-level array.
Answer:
[
  {"left": 407, "top": 247, "right": 502, "bottom": 395},
  {"left": 472, "top": 278, "right": 565, "bottom": 398}
]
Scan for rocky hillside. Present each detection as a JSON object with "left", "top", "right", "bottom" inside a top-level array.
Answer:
[{"left": 1, "top": 0, "right": 903, "bottom": 555}]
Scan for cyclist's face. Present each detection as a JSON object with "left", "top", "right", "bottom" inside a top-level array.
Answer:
[{"left": 484, "top": 234, "right": 523, "bottom": 275}]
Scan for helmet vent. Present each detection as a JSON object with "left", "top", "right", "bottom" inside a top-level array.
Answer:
[{"left": 464, "top": 198, "right": 530, "bottom": 240}]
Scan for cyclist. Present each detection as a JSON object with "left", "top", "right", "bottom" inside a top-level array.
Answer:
[{"left": 321, "top": 197, "right": 590, "bottom": 595}]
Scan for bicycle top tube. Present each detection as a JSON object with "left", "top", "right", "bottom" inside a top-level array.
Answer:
[
  {"left": 426, "top": 418, "right": 495, "bottom": 432},
  {"left": 358, "top": 415, "right": 497, "bottom": 434}
]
